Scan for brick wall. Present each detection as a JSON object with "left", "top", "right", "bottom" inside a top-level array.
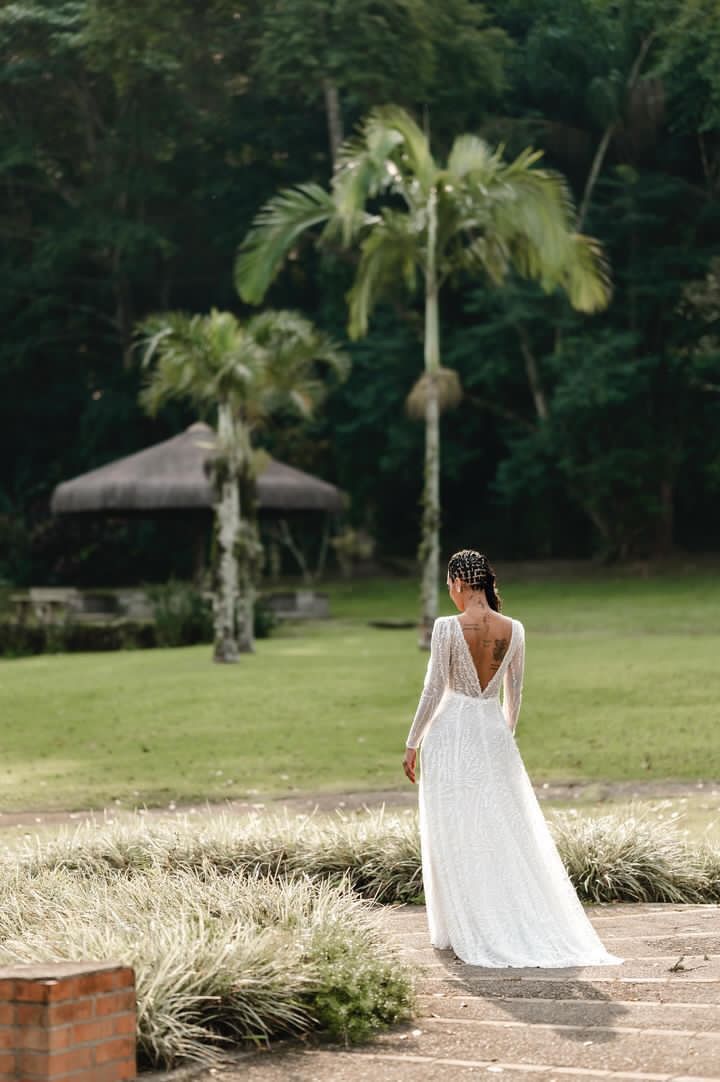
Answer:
[{"left": 0, "top": 962, "right": 136, "bottom": 1081}]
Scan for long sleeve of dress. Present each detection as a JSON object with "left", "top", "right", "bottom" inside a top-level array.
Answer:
[
  {"left": 502, "top": 622, "right": 525, "bottom": 734},
  {"left": 405, "top": 617, "right": 450, "bottom": 749}
]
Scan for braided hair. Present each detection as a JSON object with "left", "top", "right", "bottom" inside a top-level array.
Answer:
[{"left": 447, "top": 549, "right": 502, "bottom": 612}]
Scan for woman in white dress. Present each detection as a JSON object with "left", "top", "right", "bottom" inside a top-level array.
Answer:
[{"left": 402, "top": 549, "right": 623, "bottom": 968}]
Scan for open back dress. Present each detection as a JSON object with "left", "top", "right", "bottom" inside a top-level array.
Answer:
[{"left": 405, "top": 614, "right": 623, "bottom": 968}]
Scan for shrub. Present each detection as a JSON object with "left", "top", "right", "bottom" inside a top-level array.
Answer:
[
  {"left": 147, "top": 581, "right": 277, "bottom": 646},
  {"left": 0, "top": 618, "right": 156, "bottom": 657},
  {"left": 15, "top": 804, "right": 718, "bottom": 905},
  {"left": 253, "top": 595, "right": 278, "bottom": 639},
  {"left": 549, "top": 807, "right": 719, "bottom": 903},
  {"left": 0, "top": 863, "right": 415, "bottom": 1069},
  {"left": 148, "top": 580, "right": 213, "bottom": 647}
]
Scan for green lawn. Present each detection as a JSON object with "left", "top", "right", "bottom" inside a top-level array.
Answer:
[{"left": 0, "top": 569, "right": 719, "bottom": 812}]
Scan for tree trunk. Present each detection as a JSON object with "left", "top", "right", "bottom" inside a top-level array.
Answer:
[
  {"left": 236, "top": 453, "right": 262, "bottom": 654},
  {"left": 654, "top": 476, "right": 675, "bottom": 557},
  {"left": 212, "top": 402, "right": 242, "bottom": 663},
  {"left": 517, "top": 326, "right": 549, "bottom": 421},
  {"left": 323, "top": 77, "right": 344, "bottom": 167},
  {"left": 418, "top": 188, "right": 441, "bottom": 650},
  {"left": 576, "top": 33, "right": 656, "bottom": 232}
]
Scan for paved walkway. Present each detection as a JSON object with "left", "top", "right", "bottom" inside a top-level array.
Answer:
[
  {"left": 2, "top": 778, "right": 719, "bottom": 832},
  {"left": 188, "top": 902, "right": 720, "bottom": 1082}
]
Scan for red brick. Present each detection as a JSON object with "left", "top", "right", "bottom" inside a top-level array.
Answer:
[
  {"left": 93, "top": 1035, "right": 134, "bottom": 1065},
  {"left": 102, "top": 1059, "right": 136, "bottom": 1081},
  {"left": 47, "top": 1024, "right": 73, "bottom": 1051},
  {"left": 44, "top": 976, "right": 81, "bottom": 1002},
  {"left": 16, "top": 1048, "right": 48, "bottom": 1074},
  {"left": 0, "top": 1005, "right": 13, "bottom": 1026},
  {"left": 0, "top": 1028, "right": 15, "bottom": 1051},
  {"left": 72, "top": 969, "right": 131, "bottom": 999},
  {"left": 16, "top": 1002, "right": 48, "bottom": 1027},
  {"left": 13, "top": 979, "right": 52, "bottom": 1003},
  {"left": 94, "top": 990, "right": 136, "bottom": 1017},
  {"left": 72, "top": 1016, "right": 115, "bottom": 1044},
  {"left": 72, "top": 1059, "right": 136, "bottom": 1082},
  {"left": 112, "top": 1013, "right": 136, "bottom": 1037},
  {"left": 0, "top": 1053, "right": 15, "bottom": 1074},
  {"left": 16, "top": 1024, "right": 50, "bottom": 1052},
  {"left": 46, "top": 1044, "right": 93, "bottom": 1072},
  {"left": 48, "top": 996, "right": 94, "bottom": 1025},
  {"left": 0, "top": 981, "right": 15, "bottom": 1002}
]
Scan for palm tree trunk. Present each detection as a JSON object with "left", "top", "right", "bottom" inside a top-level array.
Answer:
[
  {"left": 323, "top": 78, "right": 344, "bottom": 167},
  {"left": 419, "top": 188, "right": 441, "bottom": 650},
  {"left": 212, "top": 402, "right": 241, "bottom": 663},
  {"left": 236, "top": 452, "right": 260, "bottom": 654}
]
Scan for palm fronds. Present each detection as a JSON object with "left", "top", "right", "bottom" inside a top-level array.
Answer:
[
  {"left": 235, "top": 183, "right": 334, "bottom": 304},
  {"left": 347, "top": 209, "right": 420, "bottom": 338}
]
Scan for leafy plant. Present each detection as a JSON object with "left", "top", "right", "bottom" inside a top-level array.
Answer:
[{"left": 148, "top": 579, "right": 213, "bottom": 647}]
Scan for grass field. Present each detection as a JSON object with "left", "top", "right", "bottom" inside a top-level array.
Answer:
[{"left": 1, "top": 568, "right": 719, "bottom": 813}]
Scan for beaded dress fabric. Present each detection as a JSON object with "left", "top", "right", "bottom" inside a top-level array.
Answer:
[{"left": 406, "top": 614, "right": 624, "bottom": 968}]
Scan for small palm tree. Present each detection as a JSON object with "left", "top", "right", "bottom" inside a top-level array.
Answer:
[
  {"left": 236, "top": 105, "right": 611, "bottom": 647},
  {"left": 137, "top": 308, "right": 348, "bottom": 662}
]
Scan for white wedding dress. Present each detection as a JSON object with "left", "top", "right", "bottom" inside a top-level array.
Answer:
[{"left": 406, "top": 615, "right": 623, "bottom": 968}]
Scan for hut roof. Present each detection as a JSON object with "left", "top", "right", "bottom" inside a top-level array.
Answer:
[{"left": 50, "top": 423, "right": 346, "bottom": 514}]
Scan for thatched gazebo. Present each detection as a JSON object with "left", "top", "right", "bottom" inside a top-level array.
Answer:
[
  {"left": 51, "top": 422, "right": 346, "bottom": 582},
  {"left": 51, "top": 422, "right": 345, "bottom": 514}
]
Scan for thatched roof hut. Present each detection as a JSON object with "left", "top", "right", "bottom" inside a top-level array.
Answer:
[{"left": 51, "top": 422, "right": 346, "bottom": 514}]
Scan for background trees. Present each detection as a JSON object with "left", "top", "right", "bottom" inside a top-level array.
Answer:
[
  {"left": 138, "top": 308, "right": 348, "bottom": 660},
  {"left": 236, "top": 106, "right": 610, "bottom": 641},
  {"left": 2, "top": 0, "right": 720, "bottom": 589}
]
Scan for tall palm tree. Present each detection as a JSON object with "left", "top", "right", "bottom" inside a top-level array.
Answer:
[
  {"left": 137, "top": 308, "right": 349, "bottom": 662},
  {"left": 235, "top": 105, "right": 611, "bottom": 648}
]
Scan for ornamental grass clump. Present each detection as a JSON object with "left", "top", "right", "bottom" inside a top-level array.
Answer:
[
  {"left": 548, "top": 806, "right": 719, "bottom": 903},
  {"left": 12, "top": 804, "right": 720, "bottom": 904},
  {"left": 0, "top": 863, "right": 414, "bottom": 1070},
  {"left": 18, "top": 809, "right": 424, "bottom": 903}
]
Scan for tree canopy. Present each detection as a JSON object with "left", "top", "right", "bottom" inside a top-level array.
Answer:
[{"left": 2, "top": 0, "right": 720, "bottom": 587}]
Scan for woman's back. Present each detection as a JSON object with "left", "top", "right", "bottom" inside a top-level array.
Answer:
[{"left": 456, "top": 609, "right": 514, "bottom": 693}]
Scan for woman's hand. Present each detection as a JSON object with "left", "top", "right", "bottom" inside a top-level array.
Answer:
[{"left": 402, "top": 747, "right": 416, "bottom": 784}]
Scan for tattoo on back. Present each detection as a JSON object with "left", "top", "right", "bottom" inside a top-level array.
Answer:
[{"left": 493, "top": 638, "right": 508, "bottom": 662}]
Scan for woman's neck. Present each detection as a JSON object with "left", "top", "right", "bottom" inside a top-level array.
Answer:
[{"left": 462, "top": 594, "right": 489, "bottom": 616}]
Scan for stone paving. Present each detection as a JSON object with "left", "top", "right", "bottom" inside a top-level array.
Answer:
[{"left": 190, "top": 902, "right": 720, "bottom": 1082}]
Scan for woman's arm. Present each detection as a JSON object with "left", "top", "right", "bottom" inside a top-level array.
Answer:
[
  {"left": 405, "top": 617, "right": 450, "bottom": 750},
  {"left": 503, "top": 621, "right": 525, "bottom": 734}
]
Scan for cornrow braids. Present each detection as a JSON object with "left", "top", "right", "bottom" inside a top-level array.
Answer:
[{"left": 447, "top": 549, "right": 502, "bottom": 611}]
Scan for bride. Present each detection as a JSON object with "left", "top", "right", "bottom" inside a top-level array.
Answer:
[{"left": 402, "top": 549, "right": 623, "bottom": 968}]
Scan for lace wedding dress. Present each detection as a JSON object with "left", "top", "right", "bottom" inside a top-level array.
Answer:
[{"left": 406, "top": 615, "right": 623, "bottom": 968}]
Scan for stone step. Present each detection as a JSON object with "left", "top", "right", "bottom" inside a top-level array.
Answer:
[
  {"left": 417, "top": 992, "right": 720, "bottom": 1031},
  {"left": 392, "top": 928, "right": 720, "bottom": 954},
  {"left": 204, "top": 1046, "right": 720, "bottom": 1082},
  {"left": 398, "top": 947, "right": 718, "bottom": 973},
  {"left": 368, "top": 1017, "right": 720, "bottom": 1076},
  {"left": 412, "top": 956, "right": 720, "bottom": 980},
  {"left": 417, "top": 974, "right": 720, "bottom": 1003}
]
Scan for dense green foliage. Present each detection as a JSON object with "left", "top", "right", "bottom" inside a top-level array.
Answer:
[{"left": 2, "top": 0, "right": 720, "bottom": 585}]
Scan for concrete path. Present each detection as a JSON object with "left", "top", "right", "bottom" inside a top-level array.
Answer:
[
  {"left": 2, "top": 778, "right": 719, "bottom": 832},
  {"left": 190, "top": 902, "right": 720, "bottom": 1082}
]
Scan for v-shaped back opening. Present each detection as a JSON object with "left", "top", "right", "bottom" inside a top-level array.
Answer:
[{"left": 453, "top": 614, "right": 515, "bottom": 696}]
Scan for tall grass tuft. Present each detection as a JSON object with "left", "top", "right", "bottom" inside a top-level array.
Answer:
[
  {"left": 12, "top": 804, "right": 719, "bottom": 904},
  {"left": 15, "top": 809, "right": 424, "bottom": 903},
  {"left": 548, "top": 806, "right": 719, "bottom": 903},
  {"left": 0, "top": 864, "right": 414, "bottom": 1069}
]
